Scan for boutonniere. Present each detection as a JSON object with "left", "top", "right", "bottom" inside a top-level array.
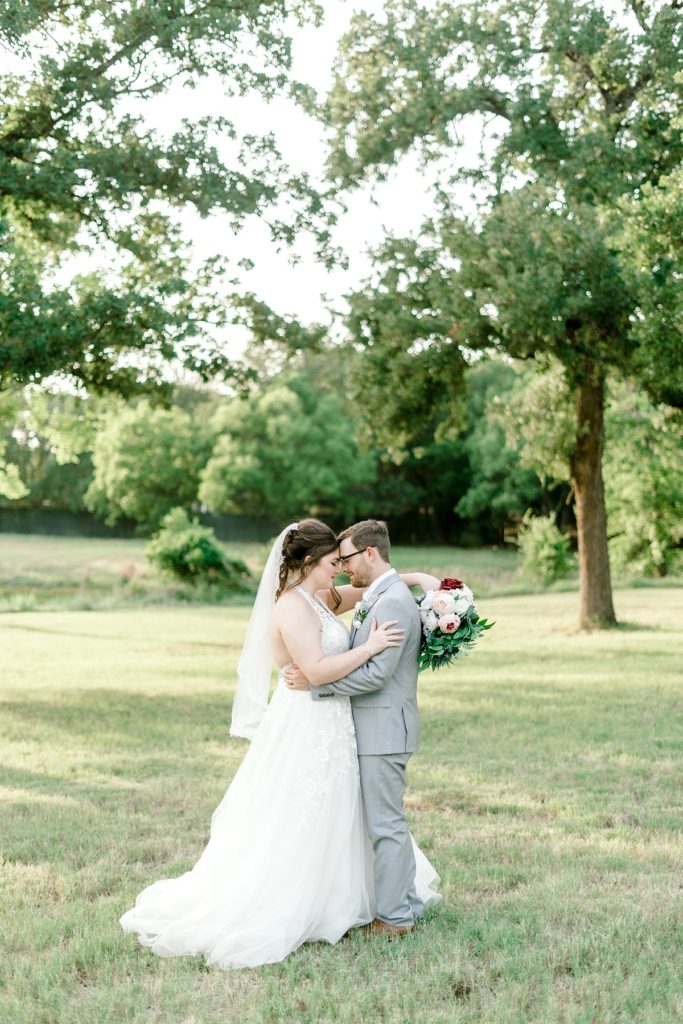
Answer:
[{"left": 352, "top": 600, "right": 370, "bottom": 630}]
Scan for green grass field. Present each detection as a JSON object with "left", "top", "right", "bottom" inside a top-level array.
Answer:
[
  {"left": 1, "top": 585, "right": 682, "bottom": 1023},
  {"left": 0, "top": 533, "right": 524, "bottom": 612},
  {"left": 2, "top": 532, "right": 680, "bottom": 615}
]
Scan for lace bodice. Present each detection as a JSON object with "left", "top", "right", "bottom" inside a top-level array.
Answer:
[{"left": 294, "top": 586, "right": 350, "bottom": 656}]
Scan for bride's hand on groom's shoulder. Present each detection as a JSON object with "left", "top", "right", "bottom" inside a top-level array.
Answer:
[{"left": 284, "top": 664, "right": 311, "bottom": 691}]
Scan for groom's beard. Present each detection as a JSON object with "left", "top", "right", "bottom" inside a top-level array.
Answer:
[{"left": 348, "top": 569, "right": 372, "bottom": 588}]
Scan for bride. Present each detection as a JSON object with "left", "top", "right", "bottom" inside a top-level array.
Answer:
[{"left": 120, "top": 519, "right": 440, "bottom": 969}]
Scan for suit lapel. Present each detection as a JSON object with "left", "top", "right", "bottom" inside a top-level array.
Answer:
[{"left": 351, "top": 570, "right": 400, "bottom": 647}]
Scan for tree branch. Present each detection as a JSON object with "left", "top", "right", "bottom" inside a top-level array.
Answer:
[
  {"left": 626, "top": 0, "right": 649, "bottom": 30},
  {"left": 564, "top": 47, "right": 652, "bottom": 117},
  {"left": 564, "top": 49, "right": 615, "bottom": 112}
]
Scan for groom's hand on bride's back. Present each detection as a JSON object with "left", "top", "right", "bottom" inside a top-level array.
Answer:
[{"left": 284, "top": 664, "right": 311, "bottom": 691}]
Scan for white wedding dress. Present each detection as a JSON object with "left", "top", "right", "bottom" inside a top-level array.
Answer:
[{"left": 120, "top": 587, "right": 440, "bottom": 969}]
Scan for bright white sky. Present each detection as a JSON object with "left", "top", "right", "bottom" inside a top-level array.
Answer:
[
  {"left": 3, "top": 0, "right": 481, "bottom": 359},
  {"left": 142, "top": 1, "right": 475, "bottom": 337},
  {"left": 6, "top": 0, "right": 637, "bottom": 351}
]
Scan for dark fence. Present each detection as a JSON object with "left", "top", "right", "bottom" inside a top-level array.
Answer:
[
  {"left": 200, "top": 513, "right": 279, "bottom": 544},
  {"left": 0, "top": 508, "right": 279, "bottom": 544},
  {"left": 0, "top": 508, "right": 138, "bottom": 538},
  {"left": 0, "top": 507, "right": 496, "bottom": 547}
]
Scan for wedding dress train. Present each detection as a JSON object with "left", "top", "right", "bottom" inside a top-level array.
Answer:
[{"left": 120, "top": 588, "right": 440, "bottom": 968}]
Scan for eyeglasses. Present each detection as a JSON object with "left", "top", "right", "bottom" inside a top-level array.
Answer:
[{"left": 338, "top": 548, "right": 367, "bottom": 568}]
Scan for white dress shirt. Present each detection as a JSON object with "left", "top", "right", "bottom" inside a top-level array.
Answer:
[{"left": 363, "top": 567, "right": 397, "bottom": 602}]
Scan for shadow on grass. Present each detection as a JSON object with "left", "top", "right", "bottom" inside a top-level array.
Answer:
[
  {"left": 0, "top": 689, "right": 231, "bottom": 745},
  {"left": 608, "top": 619, "right": 672, "bottom": 632},
  {"left": 1, "top": 621, "right": 235, "bottom": 649},
  {"left": 1, "top": 782, "right": 211, "bottom": 870},
  {"left": 1, "top": 754, "right": 229, "bottom": 870},
  {"left": 2, "top": 683, "right": 672, "bottom": 765},
  {"left": 0, "top": 764, "right": 134, "bottom": 800},
  {"left": 1, "top": 621, "right": 134, "bottom": 640}
]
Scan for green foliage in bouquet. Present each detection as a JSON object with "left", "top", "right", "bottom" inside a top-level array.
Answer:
[
  {"left": 417, "top": 598, "right": 494, "bottom": 673},
  {"left": 146, "top": 508, "right": 251, "bottom": 590}
]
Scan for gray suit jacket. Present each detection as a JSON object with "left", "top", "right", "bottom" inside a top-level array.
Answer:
[{"left": 311, "top": 571, "right": 421, "bottom": 756}]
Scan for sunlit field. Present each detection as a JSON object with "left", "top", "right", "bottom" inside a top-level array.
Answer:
[
  {"left": 3, "top": 533, "right": 680, "bottom": 615},
  {"left": 1, "top": 587, "right": 682, "bottom": 1023},
  {"left": 0, "top": 533, "right": 524, "bottom": 612}
]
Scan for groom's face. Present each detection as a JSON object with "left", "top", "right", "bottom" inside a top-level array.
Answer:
[{"left": 339, "top": 537, "right": 373, "bottom": 588}]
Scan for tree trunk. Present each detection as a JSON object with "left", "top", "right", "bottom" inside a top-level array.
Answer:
[{"left": 569, "top": 361, "right": 617, "bottom": 629}]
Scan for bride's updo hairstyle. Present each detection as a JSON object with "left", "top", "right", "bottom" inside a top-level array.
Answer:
[{"left": 276, "top": 518, "right": 341, "bottom": 608}]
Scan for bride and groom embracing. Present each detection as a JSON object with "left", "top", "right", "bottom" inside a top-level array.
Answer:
[{"left": 120, "top": 518, "right": 441, "bottom": 969}]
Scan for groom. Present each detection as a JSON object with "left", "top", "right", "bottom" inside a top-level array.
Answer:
[{"left": 286, "top": 519, "right": 424, "bottom": 935}]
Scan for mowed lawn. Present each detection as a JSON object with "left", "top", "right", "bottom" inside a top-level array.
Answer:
[
  {"left": 0, "top": 533, "right": 523, "bottom": 611},
  {"left": 1, "top": 589, "right": 682, "bottom": 1024}
]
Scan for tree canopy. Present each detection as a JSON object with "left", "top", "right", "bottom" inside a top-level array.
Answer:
[
  {"left": 0, "top": 0, "right": 330, "bottom": 394},
  {"left": 85, "top": 401, "right": 214, "bottom": 531},
  {"left": 198, "top": 370, "right": 378, "bottom": 524},
  {"left": 316, "top": 0, "right": 683, "bottom": 626}
]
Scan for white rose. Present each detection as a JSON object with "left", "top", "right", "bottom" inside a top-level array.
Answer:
[
  {"left": 454, "top": 596, "right": 470, "bottom": 615},
  {"left": 422, "top": 610, "right": 439, "bottom": 632},
  {"left": 432, "top": 591, "right": 456, "bottom": 615},
  {"left": 462, "top": 586, "right": 474, "bottom": 604}
]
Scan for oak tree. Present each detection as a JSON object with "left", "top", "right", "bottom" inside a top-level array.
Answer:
[{"left": 322, "top": 0, "right": 683, "bottom": 627}]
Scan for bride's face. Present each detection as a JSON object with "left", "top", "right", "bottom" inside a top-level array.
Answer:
[{"left": 308, "top": 550, "right": 341, "bottom": 589}]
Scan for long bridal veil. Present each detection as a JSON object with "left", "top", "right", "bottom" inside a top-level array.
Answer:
[{"left": 229, "top": 521, "right": 299, "bottom": 740}]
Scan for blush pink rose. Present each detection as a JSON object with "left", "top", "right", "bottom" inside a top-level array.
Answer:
[
  {"left": 432, "top": 591, "right": 456, "bottom": 615},
  {"left": 438, "top": 613, "right": 460, "bottom": 633}
]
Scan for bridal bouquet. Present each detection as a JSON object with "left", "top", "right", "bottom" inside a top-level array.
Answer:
[{"left": 416, "top": 577, "right": 493, "bottom": 671}]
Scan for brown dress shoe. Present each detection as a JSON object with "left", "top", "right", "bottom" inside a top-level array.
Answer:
[{"left": 360, "top": 918, "right": 414, "bottom": 937}]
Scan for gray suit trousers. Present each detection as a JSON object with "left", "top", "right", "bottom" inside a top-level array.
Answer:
[{"left": 358, "top": 752, "right": 425, "bottom": 928}]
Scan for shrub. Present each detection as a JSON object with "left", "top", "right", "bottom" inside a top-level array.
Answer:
[
  {"left": 146, "top": 508, "right": 251, "bottom": 590},
  {"left": 517, "top": 512, "right": 574, "bottom": 586}
]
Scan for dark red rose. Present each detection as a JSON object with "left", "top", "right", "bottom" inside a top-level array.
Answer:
[{"left": 440, "top": 577, "right": 463, "bottom": 590}]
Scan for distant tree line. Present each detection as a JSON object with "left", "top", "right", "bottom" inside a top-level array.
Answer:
[{"left": 2, "top": 350, "right": 681, "bottom": 574}]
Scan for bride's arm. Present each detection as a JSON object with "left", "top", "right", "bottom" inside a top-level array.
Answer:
[
  {"left": 275, "top": 601, "right": 403, "bottom": 686},
  {"left": 316, "top": 573, "right": 440, "bottom": 613},
  {"left": 399, "top": 572, "right": 441, "bottom": 592},
  {"left": 315, "top": 583, "right": 365, "bottom": 615}
]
